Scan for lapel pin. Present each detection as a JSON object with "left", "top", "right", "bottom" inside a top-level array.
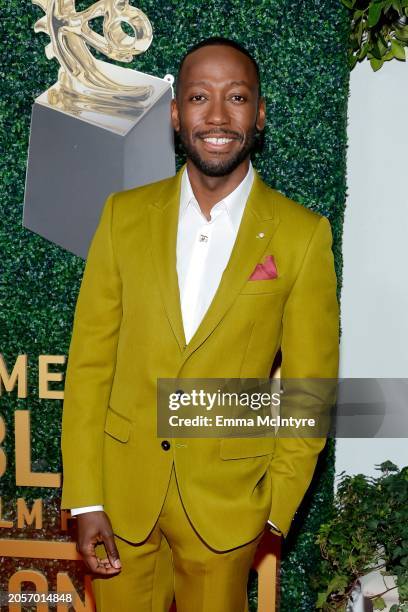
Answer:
[{"left": 257, "top": 232, "right": 265, "bottom": 239}]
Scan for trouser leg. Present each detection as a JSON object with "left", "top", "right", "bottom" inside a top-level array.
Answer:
[
  {"left": 159, "top": 468, "right": 262, "bottom": 612},
  {"left": 92, "top": 525, "right": 174, "bottom": 612}
]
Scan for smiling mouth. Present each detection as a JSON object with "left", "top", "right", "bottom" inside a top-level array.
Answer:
[{"left": 202, "top": 136, "right": 236, "bottom": 145}]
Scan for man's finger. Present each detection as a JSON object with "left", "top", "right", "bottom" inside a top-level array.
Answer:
[
  {"left": 96, "top": 556, "right": 122, "bottom": 572},
  {"left": 103, "top": 532, "right": 122, "bottom": 569},
  {"left": 80, "top": 547, "right": 103, "bottom": 573},
  {"left": 82, "top": 550, "right": 121, "bottom": 575},
  {"left": 95, "top": 556, "right": 122, "bottom": 575}
]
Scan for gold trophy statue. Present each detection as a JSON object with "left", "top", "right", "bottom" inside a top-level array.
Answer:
[
  {"left": 33, "top": 0, "right": 153, "bottom": 117},
  {"left": 24, "top": 0, "right": 175, "bottom": 257}
]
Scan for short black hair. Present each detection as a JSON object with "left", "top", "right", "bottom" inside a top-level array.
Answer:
[{"left": 176, "top": 36, "right": 261, "bottom": 98}]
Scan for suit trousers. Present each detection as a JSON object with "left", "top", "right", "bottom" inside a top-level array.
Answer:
[{"left": 92, "top": 464, "right": 263, "bottom": 612}]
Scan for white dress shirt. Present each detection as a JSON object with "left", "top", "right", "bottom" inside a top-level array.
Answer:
[
  {"left": 71, "top": 163, "right": 280, "bottom": 533},
  {"left": 177, "top": 162, "right": 254, "bottom": 343}
]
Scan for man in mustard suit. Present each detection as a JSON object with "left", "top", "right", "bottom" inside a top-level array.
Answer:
[{"left": 61, "top": 37, "right": 339, "bottom": 611}]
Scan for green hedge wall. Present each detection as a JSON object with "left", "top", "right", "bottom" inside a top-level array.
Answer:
[{"left": 0, "top": 1, "right": 349, "bottom": 609}]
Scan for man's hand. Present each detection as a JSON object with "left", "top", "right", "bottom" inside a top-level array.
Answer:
[{"left": 76, "top": 510, "right": 122, "bottom": 576}]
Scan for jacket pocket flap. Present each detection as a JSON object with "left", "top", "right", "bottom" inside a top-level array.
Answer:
[
  {"left": 240, "top": 277, "right": 286, "bottom": 295},
  {"left": 104, "top": 408, "right": 131, "bottom": 443},
  {"left": 220, "top": 437, "right": 275, "bottom": 459}
]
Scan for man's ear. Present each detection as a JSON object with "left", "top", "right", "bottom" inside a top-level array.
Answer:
[
  {"left": 171, "top": 98, "right": 180, "bottom": 132},
  {"left": 256, "top": 96, "right": 266, "bottom": 132}
]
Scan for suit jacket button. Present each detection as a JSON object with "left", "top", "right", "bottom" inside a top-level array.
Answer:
[{"left": 161, "top": 440, "right": 171, "bottom": 451}]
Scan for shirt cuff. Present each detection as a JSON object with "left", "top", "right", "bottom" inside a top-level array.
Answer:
[
  {"left": 70, "top": 505, "right": 104, "bottom": 516},
  {"left": 267, "top": 520, "right": 281, "bottom": 533}
]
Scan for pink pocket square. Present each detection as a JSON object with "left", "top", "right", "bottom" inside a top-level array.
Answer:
[{"left": 249, "top": 255, "right": 278, "bottom": 280}]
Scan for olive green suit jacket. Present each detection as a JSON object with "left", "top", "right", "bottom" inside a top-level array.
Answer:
[{"left": 61, "top": 166, "right": 339, "bottom": 551}]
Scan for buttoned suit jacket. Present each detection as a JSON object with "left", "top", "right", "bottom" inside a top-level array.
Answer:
[{"left": 60, "top": 166, "right": 339, "bottom": 551}]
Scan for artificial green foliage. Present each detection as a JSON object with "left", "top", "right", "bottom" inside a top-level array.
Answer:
[
  {"left": 0, "top": 1, "right": 350, "bottom": 609},
  {"left": 342, "top": 0, "right": 408, "bottom": 70},
  {"left": 313, "top": 461, "right": 408, "bottom": 610}
]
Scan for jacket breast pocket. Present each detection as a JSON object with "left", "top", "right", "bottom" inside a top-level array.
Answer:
[
  {"left": 104, "top": 407, "right": 131, "bottom": 443},
  {"left": 220, "top": 437, "right": 276, "bottom": 459}
]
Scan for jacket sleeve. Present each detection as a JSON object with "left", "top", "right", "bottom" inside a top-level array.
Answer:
[
  {"left": 268, "top": 215, "right": 339, "bottom": 536},
  {"left": 61, "top": 193, "right": 122, "bottom": 509}
]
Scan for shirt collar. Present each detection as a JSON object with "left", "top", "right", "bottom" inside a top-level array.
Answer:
[{"left": 179, "top": 162, "right": 254, "bottom": 231}]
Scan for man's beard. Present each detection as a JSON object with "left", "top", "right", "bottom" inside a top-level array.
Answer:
[{"left": 177, "top": 125, "right": 259, "bottom": 177}]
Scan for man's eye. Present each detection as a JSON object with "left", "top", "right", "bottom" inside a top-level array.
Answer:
[
  {"left": 190, "top": 95, "right": 206, "bottom": 102},
  {"left": 231, "top": 95, "right": 246, "bottom": 103}
]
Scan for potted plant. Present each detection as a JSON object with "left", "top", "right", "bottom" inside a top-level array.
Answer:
[
  {"left": 341, "top": 0, "right": 408, "bottom": 70},
  {"left": 311, "top": 461, "right": 408, "bottom": 610}
]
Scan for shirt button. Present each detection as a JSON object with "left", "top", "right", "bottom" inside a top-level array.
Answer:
[{"left": 161, "top": 440, "right": 171, "bottom": 451}]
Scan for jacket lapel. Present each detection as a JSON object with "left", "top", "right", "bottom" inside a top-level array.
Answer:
[{"left": 148, "top": 168, "right": 186, "bottom": 351}]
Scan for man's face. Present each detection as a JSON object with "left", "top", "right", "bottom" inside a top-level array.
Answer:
[{"left": 171, "top": 45, "right": 266, "bottom": 177}]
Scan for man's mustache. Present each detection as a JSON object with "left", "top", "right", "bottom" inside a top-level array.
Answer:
[{"left": 194, "top": 129, "right": 243, "bottom": 142}]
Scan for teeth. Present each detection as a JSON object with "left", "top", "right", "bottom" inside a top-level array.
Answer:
[{"left": 203, "top": 137, "right": 234, "bottom": 145}]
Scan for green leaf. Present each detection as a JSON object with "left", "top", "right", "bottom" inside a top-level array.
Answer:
[
  {"left": 316, "top": 591, "right": 328, "bottom": 609},
  {"left": 383, "top": 49, "right": 395, "bottom": 60},
  {"left": 395, "top": 26, "right": 408, "bottom": 42},
  {"left": 367, "top": 520, "right": 379, "bottom": 530},
  {"left": 327, "top": 574, "right": 349, "bottom": 594},
  {"left": 391, "top": 38, "right": 407, "bottom": 59},
  {"left": 392, "top": 547, "right": 403, "bottom": 560},
  {"left": 357, "top": 18, "right": 364, "bottom": 44},
  {"left": 370, "top": 56, "right": 384, "bottom": 70},
  {"left": 376, "top": 460, "right": 399, "bottom": 472},
  {"left": 368, "top": 3, "right": 384, "bottom": 26},
  {"left": 372, "top": 596, "right": 386, "bottom": 610}
]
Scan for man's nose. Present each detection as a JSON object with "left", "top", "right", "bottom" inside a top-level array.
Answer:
[{"left": 205, "top": 97, "right": 229, "bottom": 125}]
